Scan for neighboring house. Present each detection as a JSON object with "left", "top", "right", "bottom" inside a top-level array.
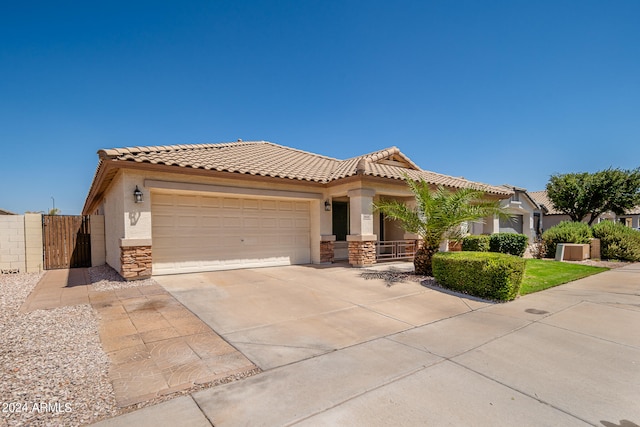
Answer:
[
  {"left": 529, "top": 190, "right": 616, "bottom": 231},
  {"left": 613, "top": 205, "right": 640, "bottom": 230},
  {"left": 0, "top": 209, "right": 16, "bottom": 215},
  {"left": 83, "top": 141, "right": 512, "bottom": 279},
  {"left": 493, "top": 185, "right": 542, "bottom": 242}
]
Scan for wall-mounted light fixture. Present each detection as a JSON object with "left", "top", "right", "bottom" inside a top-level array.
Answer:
[
  {"left": 133, "top": 186, "right": 144, "bottom": 203},
  {"left": 324, "top": 199, "right": 332, "bottom": 211}
]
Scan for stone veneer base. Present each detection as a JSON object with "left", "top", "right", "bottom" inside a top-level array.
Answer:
[
  {"left": 320, "top": 241, "right": 335, "bottom": 263},
  {"left": 121, "top": 245, "right": 152, "bottom": 280},
  {"left": 348, "top": 240, "right": 376, "bottom": 267}
]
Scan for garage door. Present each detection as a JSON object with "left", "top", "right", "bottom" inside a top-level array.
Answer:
[{"left": 151, "top": 193, "right": 311, "bottom": 275}]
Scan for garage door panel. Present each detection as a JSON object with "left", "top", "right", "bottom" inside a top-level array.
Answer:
[
  {"left": 177, "top": 195, "right": 199, "bottom": 206},
  {"left": 296, "top": 218, "right": 309, "bottom": 228},
  {"left": 223, "top": 198, "right": 241, "bottom": 209},
  {"left": 261, "top": 200, "right": 277, "bottom": 210},
  {"left": 153, "top": 194, "right": 175, "bottom": 205},
  {"left": 243, "top": 199, "right": 259, "bottom": 209},
  {"left": 200, "top": 197, "right": 220, "bottom": 208}
]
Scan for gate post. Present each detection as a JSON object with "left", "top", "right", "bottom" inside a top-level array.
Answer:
[{"left": 24, "top": 213, "right": 43, "bottom": 273}]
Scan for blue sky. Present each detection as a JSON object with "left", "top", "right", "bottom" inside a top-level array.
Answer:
[{"left": 2, "top": 1, "right": 639, "bottom": 214}]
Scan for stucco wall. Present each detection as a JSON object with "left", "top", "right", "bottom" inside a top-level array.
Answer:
[
  {"left": 90, "top": 214, "right": 106, "bottom": 267},
  {"left": 103, "top": 172, "right": 125, "bottom": 273},
  {"left": 24, "top": 214, "right": 43, "bottom": 273},
  {"left": 0, "top": 215, "right": 26, "bottom": 272}
]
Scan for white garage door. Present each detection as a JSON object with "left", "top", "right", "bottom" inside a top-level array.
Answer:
[{"left": 152, "top": 192, "right": 311, "bottom": 275}]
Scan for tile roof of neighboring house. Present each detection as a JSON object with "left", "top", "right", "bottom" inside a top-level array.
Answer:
[
  {"left": 97, "top": 141, "right": 510, "bottom": 194},
  {"left": 529, "top": 190, "right": 640, "bottom": 216},
  {"left": 623, "top": 205, "right": 640, "bottom": 215},
  {"left": 529, "top": 190, "right": 561, "bottom": 215},
  {"left": 0, "top": 208, "right": 16, "bottom": 215}
]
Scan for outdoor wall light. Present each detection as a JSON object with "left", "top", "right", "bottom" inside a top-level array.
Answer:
[
  {"left": 324, "top": 200, "right": 331, "bottom": 211},
  {"left": 133, "top": 186, "right": 144, "bottom": 203}
]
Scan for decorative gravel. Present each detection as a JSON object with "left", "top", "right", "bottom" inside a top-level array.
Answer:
[
  {"left": 88, "top": 264, "right": 157, "bottom": 292},
  {"left": 360, "top": 268, "right": 436, "bottom": 287},
  {"left": 0, "top": 272, "right": 119, "bottom": 427}
]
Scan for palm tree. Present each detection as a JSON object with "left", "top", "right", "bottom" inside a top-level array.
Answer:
[{"left": 374, "top": 178, "right": 509, "bottom": 276}]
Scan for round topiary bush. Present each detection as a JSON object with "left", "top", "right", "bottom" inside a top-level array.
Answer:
[
  {"left": 432, "top": 251, "right": 525, "bottom": 301},
  {"left": 542, "top": 221, "right": 592, "bottom": 258}
]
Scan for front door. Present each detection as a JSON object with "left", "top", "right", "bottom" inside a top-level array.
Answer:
[{"left": 332, "top": 201, "right": 349, "bottom": 260}]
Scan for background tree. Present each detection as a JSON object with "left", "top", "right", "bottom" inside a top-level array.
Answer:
[
  {"left": 48, "top": 208, "right": 61, "bottom": 215},
  {"left": 374, "top": 178, "right": 510, "bottom": 276},
  {"left": 546, "top": 168, "right": 640, "bottom": 225}
]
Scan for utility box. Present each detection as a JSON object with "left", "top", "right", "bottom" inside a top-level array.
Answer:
[{"left": 561, "top": 243, "right": 591, "bottom": 261}]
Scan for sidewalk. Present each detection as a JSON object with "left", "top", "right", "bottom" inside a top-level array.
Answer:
[{"left": 90, "top": 263, "right": 640, "bottom": 426}]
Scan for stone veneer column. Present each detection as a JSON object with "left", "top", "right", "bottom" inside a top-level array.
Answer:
[
  {"left": 346, "top": 188, "right": 377, "bottom": 267},
  {"left": 320, "top": 235, "right": 336, "bottom": 263},
  {"left": 120, "top": 239, "right": 152, "bottom": 280},
  {"left": 348, "top": 239, "right": 376, "bottom": 267}
]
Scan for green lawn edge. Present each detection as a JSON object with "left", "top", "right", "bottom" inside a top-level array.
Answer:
[{"left": 519, "top": 259, "right": 609, "bottom": 296}]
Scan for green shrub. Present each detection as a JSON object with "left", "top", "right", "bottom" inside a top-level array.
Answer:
[
  {"left": 542, "top": 221, "right": 592, "bottom": 257},
  {"left": 432, "top": 252, "right": 525, "bottom": 301},
  {"left": 489, "top": 233, "right": 529, "bottom": 257},
  {"left": 592, "top": 221, "right": 640, "bottom": 262},
  {"left": 461, "top": 235, "right": 490, "bottom": 252}
]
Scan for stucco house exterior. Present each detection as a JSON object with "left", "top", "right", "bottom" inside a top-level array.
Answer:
[
  {"left": 83, "top": 141, "right": 512, "bottom": 279},
  {"left": 616, "top": 206, "right": 640, "bottom": 230},
  {"left": 496, "top": 185, "right": 542, "bottom": 242}
]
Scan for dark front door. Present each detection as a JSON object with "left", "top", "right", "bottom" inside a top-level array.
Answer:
[{"left": 332, "top": 201, "right": 349, "bottom": 241}]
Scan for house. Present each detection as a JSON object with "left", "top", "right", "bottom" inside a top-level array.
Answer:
[
  {"left": 529, "top": 190, "right": 616, "bottom": 231},
  {"left": 83, "top": 141, "right": 512, "bottom": 279},
  {"left": 0, "top": 209, "right": 16, "bottom": 215},
  {"left": 616, "top": 206, "right": 640, "bottom": 230}
]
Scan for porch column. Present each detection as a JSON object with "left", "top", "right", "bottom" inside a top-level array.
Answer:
[
  {"left": 318, "top": 196, "right": 335, "bottom": 264},
  {"left": 346, "top": 188, "right": 377, "bottom": 267},
  {"left": 120, "top": 173, "right": 153, "bottom": 280}
]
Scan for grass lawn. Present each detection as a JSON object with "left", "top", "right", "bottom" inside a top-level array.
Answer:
[{"left": 520, "top": 259, "right": 609, "bottom": 295}]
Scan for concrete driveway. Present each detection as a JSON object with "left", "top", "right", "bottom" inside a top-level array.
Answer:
[
  {"left": 154, "top": 262, "right": 487, "bottom": 370},
  {"left": 98, "top": 262, "right": 640, "bottom": 426}
]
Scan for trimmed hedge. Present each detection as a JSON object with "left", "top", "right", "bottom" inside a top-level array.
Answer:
[
  {"left": 461, "top": 235, "right": 490, "bottom": 252},
  {"left": 489, "top": 233, "right": 529, "bottom": 257},
  {"left": 432, "top": 252, "right": 525, "bottom": 301},
  {"left": 592, "top": 221, "right": 640, "bottom": 262},
  {"left": 542, "top": 221, "right": 592, "bottom": 257}
]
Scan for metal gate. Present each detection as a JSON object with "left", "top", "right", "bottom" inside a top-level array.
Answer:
[{"left": 42, "top": 215, "right": 92, "bottom": 269}]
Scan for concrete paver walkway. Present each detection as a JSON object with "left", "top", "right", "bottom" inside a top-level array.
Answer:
[
  {"left": 21, "top": 269, "right": 257, "bottom": 407},
  {"left": 92, "top": 262, "right": 640, "bottom": 426}
]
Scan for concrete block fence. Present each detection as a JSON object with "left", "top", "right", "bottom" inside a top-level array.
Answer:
[{"left": 0, "top": 214, "right": 105, "bottom": 273}]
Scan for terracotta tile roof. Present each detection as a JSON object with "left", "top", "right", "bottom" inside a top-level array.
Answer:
[
  {"left": 96, "top": 141, "right": 510, "bottom": 196},
  {"left": 623, "top": 205, "right": 640, "bottom": 215},
  {"left": 529, "top": 190, "right": 560, "bottom": 215},
  {"left": 530, "top": 190, "right": 640, "bottom": 217}
]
